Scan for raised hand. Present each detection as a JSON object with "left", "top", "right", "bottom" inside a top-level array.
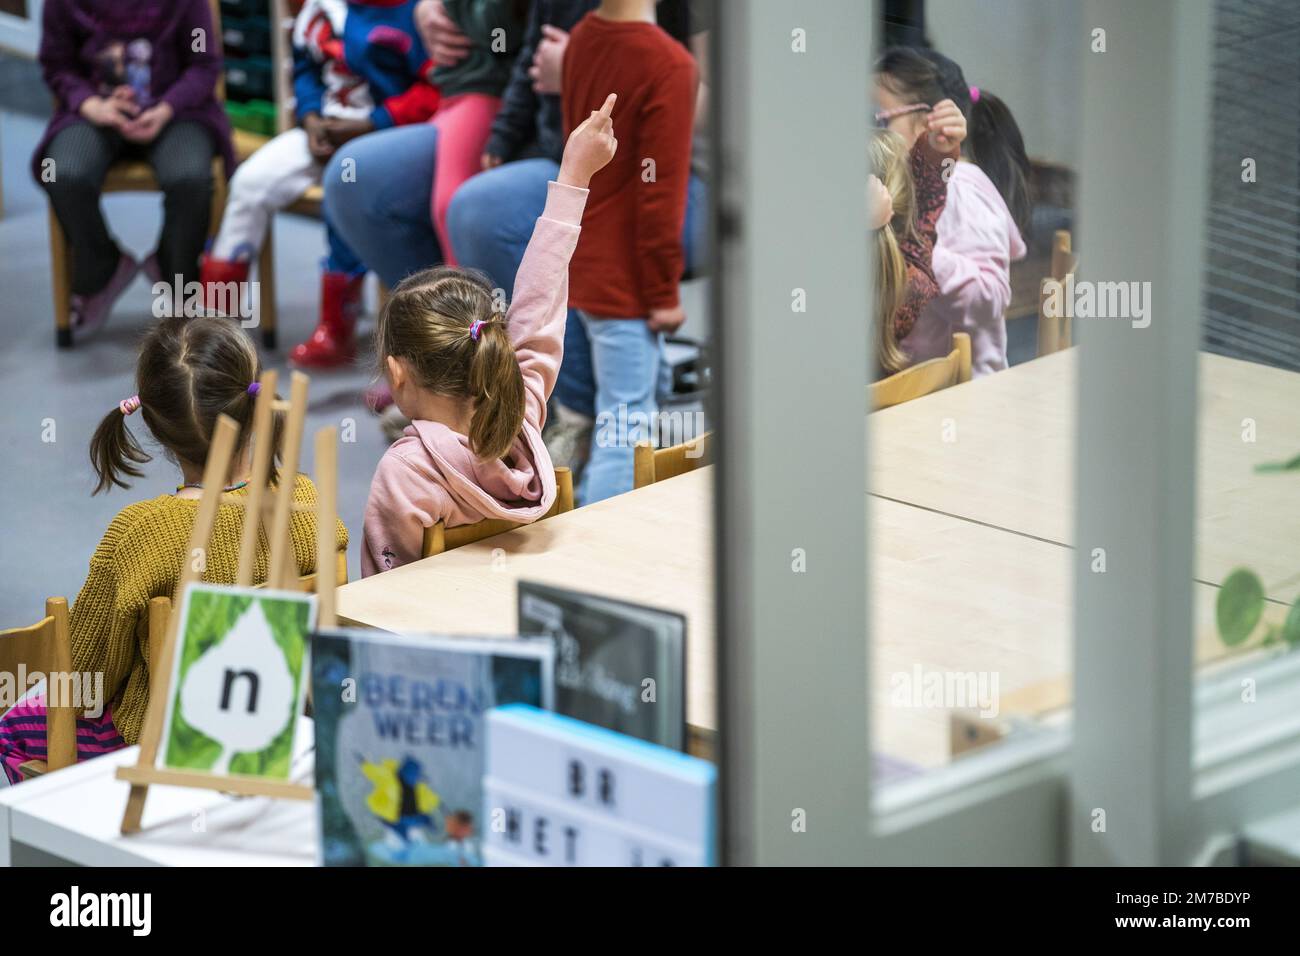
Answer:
[
  {"left": 926, "top": 98, "right": 966, "bottom": 154},
  {"left": 558, "top": 93, "right": 617, "bottom": 188}
]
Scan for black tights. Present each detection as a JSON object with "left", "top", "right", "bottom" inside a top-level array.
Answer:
[{"left": 42, "top": 119, "right": 216, "bottom": 295}]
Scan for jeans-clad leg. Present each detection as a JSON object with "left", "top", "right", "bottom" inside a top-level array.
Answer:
[{"left": 579, "top": 311, "right": 664, "bottom": 504}]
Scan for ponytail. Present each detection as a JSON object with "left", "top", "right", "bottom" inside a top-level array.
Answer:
[
  {"left": 468, "top": 318, "right": 526, "bottom": 462},
  {"left": 89, "top": 405, "right": 151, "bottom": 495},
  {"left": 967, "top": 91, "right": 1033, "bottom": 236}
]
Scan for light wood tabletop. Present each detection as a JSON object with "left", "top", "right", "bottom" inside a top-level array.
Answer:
[
  {"left": 337, "top": 466, "right": 718, "bottom": 731},
  {"left": 870, "top": 349, "right": 1300, "bottom": 603}
]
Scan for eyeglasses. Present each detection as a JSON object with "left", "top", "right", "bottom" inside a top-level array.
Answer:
[{"left": 873, "top": 102, "right": 931, "bottom": 129}]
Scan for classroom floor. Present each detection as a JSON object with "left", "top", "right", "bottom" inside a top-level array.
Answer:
[{"left": 0, "top": 106, "right": 710, "bottom": 625}]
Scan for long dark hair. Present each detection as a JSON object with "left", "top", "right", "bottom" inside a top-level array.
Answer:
[
  {"left": 90, "top": 317, "right": 281, "bottom": 494},
  {"left": 876, "top": 46, "right": 1033, "bottom": 235}
]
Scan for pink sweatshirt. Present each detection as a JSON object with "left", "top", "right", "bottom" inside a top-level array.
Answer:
[
  {"left": 361, "top": 180, "right": 588, "bottom": 576},
  {"left": 899, "top": 161, "right": 1027, "bottom": 377}
]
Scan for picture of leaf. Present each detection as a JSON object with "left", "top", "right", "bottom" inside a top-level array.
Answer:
[
  {"left": 1216, "top": 568, "right": 1265, "bottom": 647},
  {"left": 162, "top": 585, "right": 313, "bottom": 779}
]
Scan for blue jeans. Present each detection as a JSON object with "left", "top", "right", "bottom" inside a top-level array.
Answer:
[
  {"left": 324, "top": 124, "right": 444, "bottom": 288},
  {"left": 579, "top": 311, "right": 664, "bottom": 504},
  {"left": 448, "top": 162, "right": 710, "bottom": 418}
]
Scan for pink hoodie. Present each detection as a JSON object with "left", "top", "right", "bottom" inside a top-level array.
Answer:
[
  {"left": 361, "top": 180, "right": 589, "bottom": 577},
  {"left": 899, "top": 161, "right": 1027, "bottom": 377}
]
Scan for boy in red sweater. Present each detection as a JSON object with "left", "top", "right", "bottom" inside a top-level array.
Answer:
[{"left": 561, "top": 0, "right": 698, "bottom": 502}]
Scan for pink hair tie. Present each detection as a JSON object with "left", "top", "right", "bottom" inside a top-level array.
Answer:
[
  {"left": 969, "top": 86, "right": 980, "bottom": 103},
  {"left": 119, "top": 395, "right": 141, "bottom": 416},
  {"left": 469, "top": 319, "right": 487, "bottom": 342}
]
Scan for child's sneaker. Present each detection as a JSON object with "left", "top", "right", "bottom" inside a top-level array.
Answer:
[{"left": 69, "top": 253, "right": 139, "bottom": 337}]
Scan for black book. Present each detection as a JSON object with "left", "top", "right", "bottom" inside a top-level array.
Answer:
[{"left": 516, "top": 581, "right": 687, "bottom": 751}]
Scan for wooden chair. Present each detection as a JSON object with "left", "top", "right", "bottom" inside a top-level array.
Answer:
[
  {"left": 1036, "top": 229, "right": 1078, "bottom": 357},
  {"left": 0, "top": 599, "right": 76, "bottom": 780},
  {"left": 422, "top": 467, "right": 575, "bottom": 557},
  {"left": 633, "top": 432, "right": 714, "bottom": 489},
  {"left": 46, "top": 0, "right": 247, "bottom": 348},
  {"left": 869, "top": 332, "right": 972, "bottom": 411},
  {"left": 145, "top": 550, "right": 349, "bottom": 667}
]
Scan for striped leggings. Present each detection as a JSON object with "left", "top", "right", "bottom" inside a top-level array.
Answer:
[{"left": 42, "top": 119, "right": 216, "bottom": 295}]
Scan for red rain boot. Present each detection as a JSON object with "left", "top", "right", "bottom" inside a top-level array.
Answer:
[
  {"left": 198, "top": 256, "right": 251, "bottom": 316},
  {"left": 290, "top": 271, "right": 363, "bottom": 369}
]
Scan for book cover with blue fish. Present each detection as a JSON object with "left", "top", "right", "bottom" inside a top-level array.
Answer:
[{"left": 311, "top": 629, "right": 553, "bottom": 867}]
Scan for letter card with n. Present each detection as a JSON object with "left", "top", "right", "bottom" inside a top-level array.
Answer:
[{"left": 159, "top": 584, "right": 316, "bottom": 778}]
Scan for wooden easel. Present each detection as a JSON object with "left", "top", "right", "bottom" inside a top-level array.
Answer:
[{"left": 116, "top": 371, "right": 341, "bottom": 834}]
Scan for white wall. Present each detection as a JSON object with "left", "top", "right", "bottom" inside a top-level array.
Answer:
[{"left": 925, "top": 0, "right": 1081, "bottom": 166}]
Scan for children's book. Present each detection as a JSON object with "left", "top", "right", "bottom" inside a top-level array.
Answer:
[
  {"left": 311, "top": 629, "right": 554, "bottom": 867},
  {"left": 516, "top": 581, "right": 686, "bottom": 751},
  {"left": 160, "top": 583, "right": 316, "bottom": 780}
]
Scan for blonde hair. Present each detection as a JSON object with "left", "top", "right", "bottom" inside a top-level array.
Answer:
[
  {"left": 868, "top": 128, "right": 915, "bottom": 374},
  {"left": 376, "top": 266, "right": 525, "bottom": 462}
]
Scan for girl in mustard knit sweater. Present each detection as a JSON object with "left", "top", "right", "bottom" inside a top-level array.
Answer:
[{"left": 0, "top": 318, "right": 348, "bottom": 783}]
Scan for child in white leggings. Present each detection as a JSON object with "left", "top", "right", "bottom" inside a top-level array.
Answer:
[{"left": 202, "top": 0, "right": 438, "bottom": 368}]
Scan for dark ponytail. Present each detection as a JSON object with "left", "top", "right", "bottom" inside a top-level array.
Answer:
[
  {"left": 90, "top": 404, "right": 151, "bottom": 494},
  {"left": 967, "top": 90, "right": 1033, "bottom": 236},
  {"left": 877, "top": 46, "right": 1034, "bottom": 235},
  {"left": 468, "top": 319, "right": 526, "bottom": 462}
]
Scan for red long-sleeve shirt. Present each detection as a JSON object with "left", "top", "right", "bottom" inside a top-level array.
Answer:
[{"left": 562, "top": 13, "right": 698, "bottom": 318}]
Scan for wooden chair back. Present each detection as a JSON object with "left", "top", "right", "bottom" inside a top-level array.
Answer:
[
  {"left": 870, "top": 333, "right": 972, "bottom": 411},
  {"left": 422, "top": 467, "right": 574, "bottom": 557},
  {"left": 0, "top": 598, "right": 76, "bottom": 779},
  {"left": 1036, "top": 229, "right": 1078, "bottom": 356},
  {"left": 633, "top": 432, "right": 714, "bottom": 490}
]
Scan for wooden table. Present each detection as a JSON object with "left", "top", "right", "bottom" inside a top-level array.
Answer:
[
  {"left": 870, "top": 349, "right": 1300, "bottom": 603},
  {"left": 337, "top": 467, "right": 718, "bottom": 732},
  {"left": 337, "top": 348, "right": 1300, "bottom": 770}
]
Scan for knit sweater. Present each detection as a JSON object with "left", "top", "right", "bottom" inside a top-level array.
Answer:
[{"left": 70, "top": 474, "right": 348, "bottom": 745}]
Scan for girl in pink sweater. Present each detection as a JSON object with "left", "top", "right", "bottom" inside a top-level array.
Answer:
[
  {"left": 876, "top": 47, "right": 1031, "bottom": 376},
  {"left": 361, "top": 93, "right": 618, "bottom": 576}
]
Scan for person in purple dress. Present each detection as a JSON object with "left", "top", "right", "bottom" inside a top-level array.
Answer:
[{"left": 33, "top": 0, "right": 235, "bottom": 341}]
